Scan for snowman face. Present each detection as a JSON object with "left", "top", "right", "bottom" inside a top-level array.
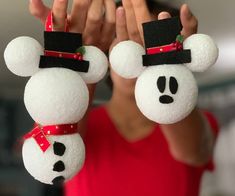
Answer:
[
  {"left": 24, "top": 68, "right": 89, "bottom": 126},
  {"left": 157, "top": 75, "right": 178, "bottom": 104},
  {"left": 135, "top": 65, "right": 198, "bottom": 124}
]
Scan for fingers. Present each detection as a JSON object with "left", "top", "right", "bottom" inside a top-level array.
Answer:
[
  {"left": 51, "top": 0, "right": 69, "bottom": 31},
  {"left": 83, "top": 0, "right": 104, "bottom": 45},
  {"left": 122, "top": 0, "right": 142, "bottom": 44},
  {"left": 129, "top": 0, "right": 152, "bottom": 41},
  {"left": 180, "top": 4, "right": 198, "bottom": 38},
  {"left": 29, "top": 0, "right": 68, "bottom": 31},
  {"left": 70, "top": 0, "right": 90, "bottom": 33},
  {"left": 109, "top": 6, "right": 129, "bottom": 53},
  {"left": 158, "top": 12, "right": 171, "bottom": 20},
  {"left": 99, "top": 0, "right": 116, "bottom": 51},
  {"left": 116, "top": 7, "right": 128, "bottom": 42},
  {"left": 29, "top": 0, "right": 50, "bottom": 24}
]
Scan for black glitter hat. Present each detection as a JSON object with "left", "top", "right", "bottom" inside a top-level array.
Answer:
[
  {"left": 39, "top": 32, "right": 89, "bottom": 72},
  {"left": 142, "top": 17, "right": 191, "bottom": 66}
]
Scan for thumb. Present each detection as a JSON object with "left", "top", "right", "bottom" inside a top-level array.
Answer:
[{"left": 180, "top": 4, "right": 198, "bottom": 38}]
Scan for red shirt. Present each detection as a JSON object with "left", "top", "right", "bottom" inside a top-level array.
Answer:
[{"left": 65, "top": 106, "right": 218, "bottom": 196}]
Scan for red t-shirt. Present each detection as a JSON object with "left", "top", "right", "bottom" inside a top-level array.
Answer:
[{"left": 65, "top": 106, "right": 218, "bottom": 196}]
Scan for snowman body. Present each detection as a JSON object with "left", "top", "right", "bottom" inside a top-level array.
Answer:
[
  {"left": 22, "top": 68, "right": 88, "bottom": 185},
  {"left": 23, "top": 133, "right": 85, "bottom": 185},
  {"left": 4, "top": 33, "right": 108, "bottom": 184}
]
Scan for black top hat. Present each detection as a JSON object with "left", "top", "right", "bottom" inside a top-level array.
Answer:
[
  {"left": 39, "top": 32, "right": 89, "bottom": 72},
  {"left": 142, "top": 17, "right": 191, "bottom": 66}
]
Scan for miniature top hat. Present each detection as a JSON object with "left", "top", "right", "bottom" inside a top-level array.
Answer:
[
  {"left": 142, "top": 17, "right": 191, "bottom": 66},
  {"left": 39, "top": 31, "right": 89, "bottom": 72}
]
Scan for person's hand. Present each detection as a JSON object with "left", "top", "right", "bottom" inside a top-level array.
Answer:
[
  {"left": 108, "top": 1, "right": 144, "bottom": 96},
  {"left": 112, "top": 0, "right": 144, "bottom": 47},
  {"left": 29, "top": 0, "right": 116, "bottom": 52},
  {"left": 129, "top": 1, "right": 198, "bottom": 41}
]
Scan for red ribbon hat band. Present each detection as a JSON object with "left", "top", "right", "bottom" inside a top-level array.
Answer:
[
  {"left": 146, "top": 35, "right": 184, "bottom": 55},
  {"left": 23, "top": 124, "right": 78, "bottom": 152}
]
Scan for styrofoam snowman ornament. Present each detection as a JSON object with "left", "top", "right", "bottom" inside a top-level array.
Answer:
[
  {"left": 4, "top": 29, "right": 108, "bottom": 184},
  {"left": 110, "top": 17, "right": 218, "bottom": 124}
]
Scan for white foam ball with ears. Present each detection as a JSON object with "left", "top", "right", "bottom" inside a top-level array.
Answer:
[
  {"left": 109, "top": 40, "right": 146, "bottom": 79},
  {"left": 4, "top": 36, "right": 43, "bottom": 77},
  {"left": 183, "top": 34, "right": 219, "bottom": 72},
  {"left": 79, "top": 46, "right": 108, "bottom": 84}
]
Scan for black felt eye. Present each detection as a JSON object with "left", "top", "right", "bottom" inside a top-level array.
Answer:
[
  {"left": 157, "top": 76, "right": 166, "bottom": 93},
  {"left": 169, "top": 77, "right": 178, "bottom": 94}
]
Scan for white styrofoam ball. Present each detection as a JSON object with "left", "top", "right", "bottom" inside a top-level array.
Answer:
[
  {"left": 109, "top": 40, "right": 146, "bottom": 79},
  {"left": 23, "top": 133, "right": 85, "bottom": 184},
  {"left": 24, "top": 68, "right": 89, "bottom": 125},
  {"left": 184, "top": 34, "right": 219, "bottom": 72},
  {"left": 135, "top": 65, "right": 198, "bottom": 124},
  {"left": 4, "top": 36, "right": 43, "bottom": 77},
  {"left": 79, "top": 46, "right": 108, "bottom": 84}
]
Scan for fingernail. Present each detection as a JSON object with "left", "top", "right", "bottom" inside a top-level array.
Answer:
[
  {"left": 158, "top": 12, "right": 171, "bottom": 20},
  {"left": 117, "top": 7, "right": 125, "bottom": 17}
]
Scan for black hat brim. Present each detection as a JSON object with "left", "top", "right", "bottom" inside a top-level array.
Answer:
[
  {"left": 143, "top": 50, "right": 191, "bottom": 66},
  {"left": 39, "top": 56, "right": 89, "bottom": 72}
]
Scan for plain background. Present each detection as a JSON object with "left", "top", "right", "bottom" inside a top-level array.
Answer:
[{"left": 0, "top": 1, "right": 235, "bottom": 196}]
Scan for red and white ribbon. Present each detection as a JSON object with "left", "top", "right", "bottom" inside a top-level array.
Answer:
[
  {"left": 45, "top": 11, "right": 69, "bottom": 32},
  {"left": 147, "top": 41, "right": 183, "bottom": 55},
  {"left": 23, "top": 124, "right": 78, "bottom": 152}
]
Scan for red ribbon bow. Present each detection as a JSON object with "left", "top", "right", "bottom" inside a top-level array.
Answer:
[{"left": 23, "top": 123, "right": 78, "bottom": 152}]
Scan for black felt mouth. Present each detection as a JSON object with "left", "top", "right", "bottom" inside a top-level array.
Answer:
[{"left": 159, "top": 95, "right": 174, "bottom": 104}]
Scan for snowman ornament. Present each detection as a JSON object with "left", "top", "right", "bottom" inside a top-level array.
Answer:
[
  {"left": 110, "top": 17, "right": 218, "bottom": 124},
  {"left": 4, "top": 13, "right": 108, "bottom": 185}
]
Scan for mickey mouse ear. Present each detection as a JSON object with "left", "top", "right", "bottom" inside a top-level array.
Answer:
[
  {"left": 109, "top": 41, "right": 146, "bottom": 79},
  {"left": 4, "top": 36, "right": 43, "bottom": 77},
  {"left": 79, "top": 46, "right": 108, "bottom": 84},
  {"left": 183, "top": 34, "right": 219, "bottom": 72}
]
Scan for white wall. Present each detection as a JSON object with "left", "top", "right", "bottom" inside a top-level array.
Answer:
[
  {"left": 0, "top": 0, "right": 44, "bottom": 98},
  {"left": 187, "top": 0, "right": 235, "bottom": 85}
]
